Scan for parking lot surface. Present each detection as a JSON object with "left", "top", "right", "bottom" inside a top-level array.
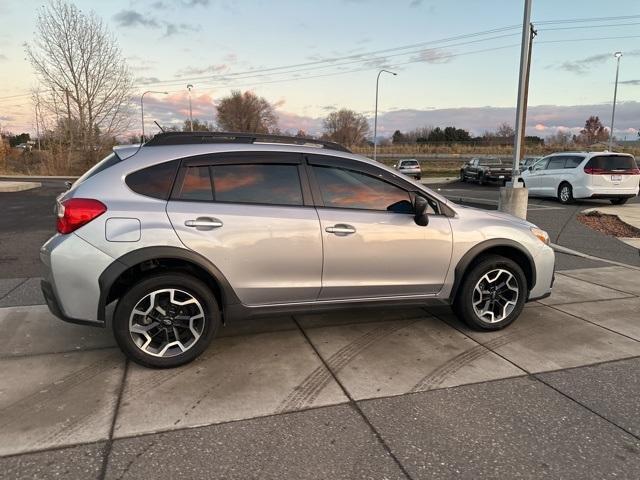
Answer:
[
  {"left": 1, "top": 178, "right": 640, "bottom": 478},
  {"left": 1, "top": 265, "right": 640, "bottom": 478}
]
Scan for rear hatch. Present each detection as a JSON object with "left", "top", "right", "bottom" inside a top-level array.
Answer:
[{"left": 584, "top": 154, "right": 640, "bottom": 189}]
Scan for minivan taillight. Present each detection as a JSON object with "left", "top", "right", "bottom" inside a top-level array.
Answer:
[
  {"left": 584, "top": 166, "right": 640, "bottom": 175},
  {"left": 56, "top": 198, "right": 107, "bottom": 234}
]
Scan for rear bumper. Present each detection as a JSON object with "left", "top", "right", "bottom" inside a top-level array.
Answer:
[
  {"left": 573, "top": 185, "right": 639, "bottom": 199},
  {"left": 40, "top": 233, "right": 113, "bottom": 326},
  {"left": 484, "top": 173, "right": 512, "bottom": 181}
]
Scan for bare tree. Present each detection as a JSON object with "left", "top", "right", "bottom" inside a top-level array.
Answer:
[
  {"left": 495, "top": 122, "right": 516, "bottom": 139},
  {"left": 215, "top": 90, "right": 277, "bottom": 133},
  {"left": 579, "top": 116, "right": 608, "bottom": 145},
  {"left": 322, "top": 109, "right": 369, "bottom": 147},
  {"left": 547, "top": 129, "right": 572, "bottom": 146},
  {"left": 25, "top": 0, "right": 133, "bottom": 157}
]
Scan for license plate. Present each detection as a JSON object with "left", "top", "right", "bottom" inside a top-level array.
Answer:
[
  {"left": 499, "top": 175, "right": 505, "bottom": 179},
  {"left": 611, "top": 175, "right": 622, "bottom": 182}
]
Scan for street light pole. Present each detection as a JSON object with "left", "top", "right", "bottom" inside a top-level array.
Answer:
[
  {"left": 187, "top": 84, "right": 194, "bottom": 132},
  {"left": 609, "top": 52, "right": 622, "bottom": 151},
  {"left": 373, "top": 69, "right": 397, "bottom": 162},
  {"left": 141, "top": 90, "right": 168, "bottom": 142},
  {"left": 497, "top": 0, "right": 532, "bottom": 220}
]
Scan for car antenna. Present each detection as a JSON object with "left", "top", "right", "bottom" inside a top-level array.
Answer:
[{"left": 154, "top": 121, "right": 165, "bottom": 133}]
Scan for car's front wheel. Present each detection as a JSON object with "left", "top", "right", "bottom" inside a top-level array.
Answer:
[
  {"left": 113, "top": 273, "right": 220, "bottom": 368},
  {"left": 453, "top": 255, "right": 527, "bottom": 330}
]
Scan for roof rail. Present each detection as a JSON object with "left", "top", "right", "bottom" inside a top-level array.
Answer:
[{"left": 144, "top": 131, "right": 351, "bottom": 153}]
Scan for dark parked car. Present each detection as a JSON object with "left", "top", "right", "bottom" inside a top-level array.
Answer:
[{"left": 460, "top": 158, "right": 513, "bottom": 185}]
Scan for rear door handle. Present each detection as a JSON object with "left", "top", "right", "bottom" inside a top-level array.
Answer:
[
  {"left": 325, "top": 224, "right": 356, "bottom": 236},
  {"left": 185, "top": 217, "right": 223, "bottom": 230}
]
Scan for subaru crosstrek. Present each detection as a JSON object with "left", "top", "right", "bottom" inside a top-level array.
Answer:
[{"left": 41, "top": 132, "right": 555, "bottom": 368}]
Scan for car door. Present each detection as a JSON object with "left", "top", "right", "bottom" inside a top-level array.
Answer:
[
  {"left": 540, "top": 156, "right": 567, "bottom": 195},
  {"left": 307, "top": 155, "right": 453, "bottom": 300},
  {"left": 466, "top": 159, "right": 479, "bottom": 179},
  {"left": 166, "top": 152, "right": 323, "bottom": 306},
  {"left": 523, "top": 158, "right": 548, "bottom": 194}
]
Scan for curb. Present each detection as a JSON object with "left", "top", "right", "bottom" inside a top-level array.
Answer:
[{"left": 0, "top": 181, "right": 42, "bottom": 192}]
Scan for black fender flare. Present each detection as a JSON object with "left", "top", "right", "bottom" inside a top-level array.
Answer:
[
  {"left": 450, "top": 239, "right": 536, "bottom": 302},
  {"left": 97, "top": 246, "right": 240, "bottom": 323}
]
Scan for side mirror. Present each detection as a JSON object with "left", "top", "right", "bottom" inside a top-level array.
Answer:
[
  {"left": 527, "top": 166, "right": 532, "bottom": 171},
  {"left": 64, "top": 180, "right": 73, "bottom": 190},
  {"left": 413, "top": 196, "right": 429, "bottom": 226}
]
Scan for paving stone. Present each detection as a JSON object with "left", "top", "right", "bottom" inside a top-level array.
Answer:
[
  {"left": 538, "top": 273, "right": 632, "bottom": 306},
  {"left": 301, "top": 315, "right": 524, "bottom": 400},
  {"left": 0, "top": 349, "right": 124, "bottom": 456},
  {"left": 552, "top": 296, "right": 640, "bottom": 341},
  {"left": 0, "top": 305, "right": 115, "bottom": 357},
  {"left": 114, "top": 329, "right": 347, "bottom": 438},
  {"left": 560, "top": 266, "right": 640, "bottom": 296},
  {"left": 431, "top": 304, "right": 640, "bottom": 373}
]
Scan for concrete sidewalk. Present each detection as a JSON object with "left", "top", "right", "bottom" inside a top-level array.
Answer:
[
  {"left": 0, "top": 181, "right": 41, "bottom": 192},
  {"left": 1, "top": 265, "right": 640, "bottom": 478}
]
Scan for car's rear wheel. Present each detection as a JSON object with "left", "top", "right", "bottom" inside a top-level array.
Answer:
[
  {"left": 610, "top": 197, "right": 629, "bottom": 205},
  {"left": 557, "top": 182, "right": 574, "bottom": 204},
  {"left": 113, "top": 273, "right": 220, "bottom": 368},
  {"left": 453, "top": 255, "right": 527, "bottom": 330}
]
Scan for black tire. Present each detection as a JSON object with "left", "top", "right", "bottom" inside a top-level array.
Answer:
[
  {"left": 557, "top": 182, "right": 574, "bottom": 204},
  {"left": 610, "top": 197, "right": 629, "bottom": 205},
  {"left": 113, "top": 272, "right": 220, "bottom": 368},
  {"left": 478, "top": 173, "right": 484, "bottom": 186},
  {"left": 452, "top": 254, "right": 527, "bottom": 331},
  {"left": 416, "top": 174, "right": 422, "bottom": 180}
]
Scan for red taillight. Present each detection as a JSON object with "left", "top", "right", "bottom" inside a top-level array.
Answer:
[
  {"left": 56, "top": 198, "right": 107, "bottom": 234},
  {"left": 584, "top": 166, "right": 640, "bottom": 175}
]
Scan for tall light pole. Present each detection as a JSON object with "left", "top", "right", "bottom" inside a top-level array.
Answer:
[
  {"left": 498, "top": 0, "right": 532, "bottom": 220},
  {"left": 373, "top": 69, "right": 397, "bottom": 162},
  {"left": 609, "top": 51, "right": 622, "bottom": 151},
  {"left": 187, "top": 84, "right": 194, "bottom": 132},
  {"left": 141, "top": 90, "right": 168, "bottom": 142}
]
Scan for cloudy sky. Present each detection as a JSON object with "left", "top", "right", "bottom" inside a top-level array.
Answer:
[{"left": 0, "top": 0, "right": 639, "bottom": 139}]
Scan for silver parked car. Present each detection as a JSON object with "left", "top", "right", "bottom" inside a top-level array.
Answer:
[
  {"left": 41, "top": 132, "right": 555, "bottom": 368},
  {"left": 394, "top": 158, "right": 422, "bottom": 180}
]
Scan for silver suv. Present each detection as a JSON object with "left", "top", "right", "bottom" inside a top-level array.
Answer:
[{"left": 41, "top": 132, "right": 555, "bottom": 368}]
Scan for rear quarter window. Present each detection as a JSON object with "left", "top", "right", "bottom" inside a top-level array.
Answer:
[{"left": 125, "top": 160, "right": 180, "bottom": 200}]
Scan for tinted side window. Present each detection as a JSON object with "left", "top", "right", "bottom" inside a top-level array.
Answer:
[
  {"left": 313, "top": 166, "right": 412, "bottom": 213},
  {"left": 546, "top": 157, "right": 566, "bottom": 170},
  {"left": 126, "top": 160, "right": 179, "bottom": 200},
  {"left": 211, "top": 164, "right": 303, "bottom": 206},
  {"left": 565, "top": 156, "right": 584, "bottom": 168},
  {"left": 178, "top": 166, "right": 213, "bottom": 201}
]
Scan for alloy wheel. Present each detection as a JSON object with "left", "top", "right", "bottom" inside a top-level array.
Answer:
[
  {"left": 472, "top": 269, "right": 519, "bottom": 323},
  {"left": 129, "top": 288, "right": 205, "bottom": 358}
]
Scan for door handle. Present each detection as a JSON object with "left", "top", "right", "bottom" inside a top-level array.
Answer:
[
  {"left": 185, "top": 217, "right": 223, "bottom": 230},
  {"left": 325, "top": 224, "right": 356, "bottom": 236}
]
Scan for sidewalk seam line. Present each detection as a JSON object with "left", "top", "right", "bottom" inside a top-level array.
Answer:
[
  {"left": 291, "top": 315, "right": 414, "bottom": 480},
  {"left": 0, "top": 278, "right": 29, "bottom": 302},
  {"left": 99, "top": 359, "right": 129, "bottom": 480},
  {"left": 425, "top": 307, "right": 640, "bottom": 443}
]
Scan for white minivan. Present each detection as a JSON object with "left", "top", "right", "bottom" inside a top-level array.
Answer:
[{"left": 521, "top": 152, "right": 639, "bottom": 204}]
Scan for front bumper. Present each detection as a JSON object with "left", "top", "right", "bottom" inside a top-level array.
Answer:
[{"left": 527, "top": 244, "right": 555, "bottom": 301}]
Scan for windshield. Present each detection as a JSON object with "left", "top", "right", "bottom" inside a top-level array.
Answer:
[{"left": 400, "top": 160, "right": 419, "bottom": 167}]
